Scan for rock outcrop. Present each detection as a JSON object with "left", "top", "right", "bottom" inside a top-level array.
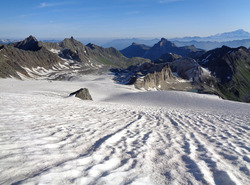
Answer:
[
  {"left": 170, "top": 57, "right": 213, "bottom": 83},
  {"left": 135, "top": 65, "right": 179, "bottom": 90},
  {"left": 70, "top": 88, "right": 93, "bottom": 100}
]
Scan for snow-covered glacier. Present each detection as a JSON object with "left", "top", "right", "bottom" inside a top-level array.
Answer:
[{"left": 0, "top": 75, "right": 249, "bottom": 185}]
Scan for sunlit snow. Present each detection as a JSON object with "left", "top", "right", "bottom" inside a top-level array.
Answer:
[{"left": 0, "top": 75, "right": 249, "bottom": 185}]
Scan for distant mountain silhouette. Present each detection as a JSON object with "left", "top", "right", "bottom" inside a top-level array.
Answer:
[
  {"left": 120, "top": 42, "right": 151, "bottom": 58},
  {"left": 172, "top": 39, "right": 250, "bottom": 50},
  {"left": 102, "top": 29, "right": 250, "bottom": 51},
  {"left": 142, "top": 38, "right": 204, "bottom": 60},
  {"left": 102, "top": 38, "right": 159, "bottom": 50},
  {"left": 171, "top": 29, "right": 250, "bottom": 42}
]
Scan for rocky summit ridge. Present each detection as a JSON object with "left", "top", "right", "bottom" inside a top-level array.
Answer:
[{"left": 0, "top": 36, "right": 149, "bottom": 80}]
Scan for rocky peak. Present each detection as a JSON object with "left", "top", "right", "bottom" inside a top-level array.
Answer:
[
  {"left": 158, "top": 38, "right": 176, "bottom": 47},
  {"left": 13, "top": 35, "right": 41, "bottom": 51},
  {"left": 143, "top": 38, "right": 178, "bottom": 60},
  {"left": 120, "top": 42, "right": 151, "bottom": 58},
  {"left": 59, "top": 37, "right": 85, "bottom": 51},
  {"left": 26, "top": 35, "right": 38, "bottom": 42}
]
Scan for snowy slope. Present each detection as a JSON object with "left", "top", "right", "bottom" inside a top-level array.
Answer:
[{"left": 0, "top": 75, "right": 249, "bottom": 185}]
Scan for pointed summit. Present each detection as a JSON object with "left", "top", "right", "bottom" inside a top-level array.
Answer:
[
  {"left": 160, "top": 38, "right": 168, "bottom": 41},
  {"left": 59, "top": 36, "right": 84, "bottom": 51},
  {"left": 143, "top": 39, "right": 177, "bottom": 60},
  {"left": 143, "top": 38, "right": 204, "bottom": 60},
  {"left": 13, "top": 35, "right": 41, "bottom": 51},
  {"left": 158, "top": 38, "right": 176, "bottom": 47},
  {"left": 120, "top": 42, "right": 151, "bottom": 58},
  {"left": 26, "top": 35, "right": 38, "bottom": 42}
]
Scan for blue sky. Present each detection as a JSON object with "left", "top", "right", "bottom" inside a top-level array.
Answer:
[{"left": 1, "top": 0, "right": 250, "bottom": 39}]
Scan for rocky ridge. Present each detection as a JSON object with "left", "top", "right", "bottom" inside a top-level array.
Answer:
[
  {"left": 0, "top": 36, "right": 149, "bottom": 80},
  {"left": 198, "top": 46, "right": 250, "bottom": 102}
]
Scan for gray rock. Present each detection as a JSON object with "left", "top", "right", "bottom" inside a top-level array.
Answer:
[
  {"left": 70, "top": 88, "right": 93, "bottom": 100},
  {"left": 135, "top": 65, "right": 177, "bottom": 89},
  {"left": 170, "top": 57, "right": 213, "bottom": 83}
]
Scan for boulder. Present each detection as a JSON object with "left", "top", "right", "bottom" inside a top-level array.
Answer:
[{"left": 69, "top": 88, "right": 93, "bottom": 100}]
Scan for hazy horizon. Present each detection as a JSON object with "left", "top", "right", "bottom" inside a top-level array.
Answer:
[{"left": 1, "top": 28, "right": 249, "bottom": 41}]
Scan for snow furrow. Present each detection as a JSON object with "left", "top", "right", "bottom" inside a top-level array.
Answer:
[{"left": 0, "top": 77, "right": 249, "bottom": 185}]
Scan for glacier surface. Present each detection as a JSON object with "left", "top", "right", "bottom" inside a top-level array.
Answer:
[{"left": 0, "top": 75, "right": 249, "bottom": 185}]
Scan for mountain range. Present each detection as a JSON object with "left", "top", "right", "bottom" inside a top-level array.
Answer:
[
  {"left": 1, "top": 35, "right": 249, "bottom": 103},
  {"left": 105, "top": 29, "right": 250, "bottom": 50},
  {"left": 172, "top": 39, "right": 250, "bottom": 50},
  {"left": 171, "top": 29, "right": 250, "bottom": 42},
  {"left": 0, "top": 35, "right": 149, "bottom": 80},
  {"left": 113, "top": 39, "right": 250, "bottom": 102},
  {"left": 1, "top": 29, "right": 250, "bottom": 51},
  {"left": 121, "top": 38, "right": 205, "bottom": 60}
]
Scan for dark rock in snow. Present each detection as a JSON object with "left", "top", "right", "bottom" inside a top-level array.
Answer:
[{"left": 70, "top": 88, "right": 93, "bottom": 100}]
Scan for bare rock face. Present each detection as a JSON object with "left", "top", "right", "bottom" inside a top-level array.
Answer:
[
  {"left": 135, "top": 65, "right": 180, "bottom": 90},
  {"left": 170, "top": 57, "right": 213, "bottom": 83},
  {"left": 70, "top": 88, "right": 93, "bottom": 100}
]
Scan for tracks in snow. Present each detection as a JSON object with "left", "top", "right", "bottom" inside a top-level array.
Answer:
[{"left": 0, "top": 93, "right": 249, "bottom": 184}]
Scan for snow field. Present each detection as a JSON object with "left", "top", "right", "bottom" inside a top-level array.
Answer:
[{"left": 0, "top": 75, "right": 249, "bottom": 185}]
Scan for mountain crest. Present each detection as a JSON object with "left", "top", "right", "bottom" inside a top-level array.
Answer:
[
  {"left": 120, "top": 42, "right": 151, "bottom": 58},
  {"left": 13, "top": 35, "right": 41, "bottom": 51},
  {"left": 157, "top": 38, "right": 176, "bottom": 48},
  {"left": 26, "top": 35, "right": 38, "bottom": 42},
  {"left": 60, "top": 36, "right": 85, "bottom": 51}
]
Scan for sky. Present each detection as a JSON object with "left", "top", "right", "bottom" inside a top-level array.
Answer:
[{"left": 1, "top": 0, "right": 250, "bottom": 40}]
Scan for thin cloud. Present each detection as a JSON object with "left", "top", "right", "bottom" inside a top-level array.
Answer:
[
  {"left": 39, "top": 2, "right": 74, "bottom": 8},
  {"left": 159, "top": 0, "right": 184, "bottom": 4}
]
